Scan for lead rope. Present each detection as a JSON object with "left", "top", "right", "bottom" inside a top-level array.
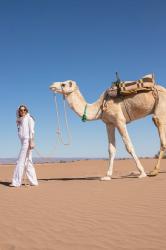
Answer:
[
  {"left": 23, "top": 93, "right": 72, "bottom": 165},
  {"left": 28, "top": 93, "right": 71, "bottom": 162},
  {"left": 54, "top": 93, "right": 72, "bottom": 145}
]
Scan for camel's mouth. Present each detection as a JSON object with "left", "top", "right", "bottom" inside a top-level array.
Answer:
[{"left": 49, "top": 83, "right": 61, "bottom": 93}]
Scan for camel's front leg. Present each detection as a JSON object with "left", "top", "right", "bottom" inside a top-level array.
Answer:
[
  {"left": 117, "top": 122, "right": 146, "bottom": 178},
  {"left": 101, "top": 124, "right": 116, "bottom": 181}
]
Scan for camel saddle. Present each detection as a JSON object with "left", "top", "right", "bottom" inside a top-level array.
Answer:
[{"left": 105, "top": 74, "right": 155, "bottom": 98}]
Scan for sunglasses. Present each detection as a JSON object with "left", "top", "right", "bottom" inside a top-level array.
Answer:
[{"left": 19, "top": 109, "right": 26, "bottom": 112}]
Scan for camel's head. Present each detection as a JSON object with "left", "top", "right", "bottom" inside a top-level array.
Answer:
[{"left": 49, "top": 80, "right": 77, "bottom": 95}]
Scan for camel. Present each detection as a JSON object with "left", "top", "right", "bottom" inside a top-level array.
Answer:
[{"left": 49, "top": 78, "right": 166, "bottom": 180}]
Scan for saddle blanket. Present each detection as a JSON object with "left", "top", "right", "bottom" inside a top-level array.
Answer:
[{"left": 105, "top": 74, "right": 155, "bottom": 98}]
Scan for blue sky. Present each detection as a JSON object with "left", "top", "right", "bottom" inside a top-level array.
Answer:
[{"left": 0, "top": 0, "right": 166, "bottom": 158}]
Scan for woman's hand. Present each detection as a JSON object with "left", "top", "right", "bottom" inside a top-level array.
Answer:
[{"left": 29, "top": 138, "right": 35, "bottom": 149}]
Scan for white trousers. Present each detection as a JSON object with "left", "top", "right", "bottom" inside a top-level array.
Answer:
[{"left": 12, "top": 138, "right": 38, "bottom": 187}]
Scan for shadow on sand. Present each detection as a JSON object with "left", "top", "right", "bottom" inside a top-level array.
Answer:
[
  {"left": 0, "top": 181, "right": 11, "bottom": 187},
  {"left": 1, "top": 171, "right": 166, "bottom": 187},
  {"left": 38, "top": 175, "right": 142, "bottom": 182},
  {"left": 38, "top": 177, "right": 101, "bottom": 182},
  {"left": 34, "top": 170, "right": 166, "bottom": 182}
]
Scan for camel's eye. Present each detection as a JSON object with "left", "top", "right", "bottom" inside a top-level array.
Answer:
[
  {"left": 69, "top": 81, "right": 72, "bottom": 87},
  {"left": 61, "top": 83, "right": 65, "bottom": 88}
]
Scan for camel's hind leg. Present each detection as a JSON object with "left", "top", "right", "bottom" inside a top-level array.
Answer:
[{"left": 149, "top": 116, "right": 166, "bottom": 176}]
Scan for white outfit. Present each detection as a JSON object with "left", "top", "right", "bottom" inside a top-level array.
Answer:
[{"left": 12, "top": 113, "right": 38, "bottom": 187}]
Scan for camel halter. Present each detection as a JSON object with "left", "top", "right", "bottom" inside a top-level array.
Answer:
[{"left": 53, "top": 93, "right": 72, "bottom": 145}]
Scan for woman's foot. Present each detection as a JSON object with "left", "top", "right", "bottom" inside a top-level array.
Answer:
[
  {"left": 100, "top": 176, "right": 111, "bottom": 181},
  {"left": 30, "top": 183, "right": 38, "bottom": 186},
  {"left": 9, "top": 183, "right": 20, "bottom": 187}
]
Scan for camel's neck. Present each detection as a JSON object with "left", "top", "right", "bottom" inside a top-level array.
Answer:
[{"left": 65, "top": 88, "right": 104, "bottom": 121}]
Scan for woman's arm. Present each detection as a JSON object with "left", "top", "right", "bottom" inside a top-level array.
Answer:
[{"left": 29, "top": 117, "right": 35, "bottom": 149}]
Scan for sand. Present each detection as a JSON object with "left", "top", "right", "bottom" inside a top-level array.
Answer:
[{"left": 0, "top": 159, "right": 166, "bottom": 250}]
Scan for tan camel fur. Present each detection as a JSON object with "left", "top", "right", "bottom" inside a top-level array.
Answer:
[{"left": 49, "top": 80, "right": 166, "bottom": 180}]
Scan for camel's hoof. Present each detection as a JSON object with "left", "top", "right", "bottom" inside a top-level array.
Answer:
[
  {"left": 148, "top": 169, "right": 159, "bottom": 177},
  {"left": 138, "top": 172, "right": 147, "bottom": 178},
  {"left": 100, "top": 176, "right": 111, "bottom": 181}
]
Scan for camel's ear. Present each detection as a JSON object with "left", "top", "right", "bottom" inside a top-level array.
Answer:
[{"left": 69, "top": 81, "right": 73, "bottom": 87}]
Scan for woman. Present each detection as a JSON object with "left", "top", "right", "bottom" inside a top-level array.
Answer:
[{"left": 11, "top": 105, "right": 38, "bottom": 187}]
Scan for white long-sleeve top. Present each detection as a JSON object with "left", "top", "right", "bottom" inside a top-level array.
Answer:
[{"left": 17, "top": 113, "right": 35, "bottom": 139}]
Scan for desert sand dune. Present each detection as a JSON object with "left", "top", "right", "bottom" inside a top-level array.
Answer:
[{"left": 0, "top": 159, "right": 166, "bottom": 250}]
